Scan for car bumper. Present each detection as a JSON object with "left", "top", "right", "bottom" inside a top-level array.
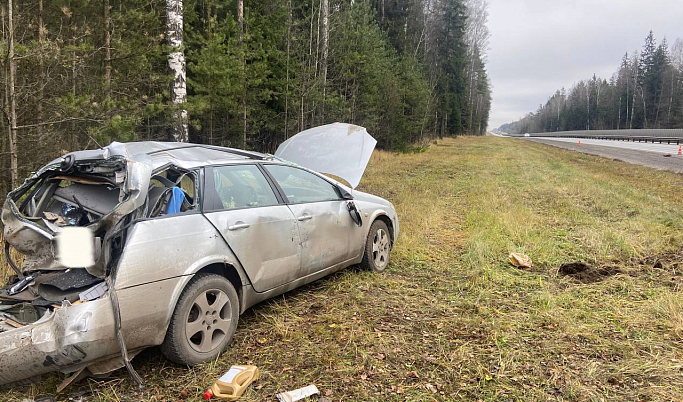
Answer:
[{"left": 0, "top": 298, "right": 119, "bottom": 386}]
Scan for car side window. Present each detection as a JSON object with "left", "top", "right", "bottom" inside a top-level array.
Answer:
[
  {"left": 147, "top": 168, "right": 198, "bottom": 217},
  {"left": 213, "top": 165, "right": 278, "bottom": 210},
  {"left": 265, "top": 165, "right": 340, "bottom": 204}
]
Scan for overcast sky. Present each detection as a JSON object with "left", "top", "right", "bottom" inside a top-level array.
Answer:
[{"left": 487, "top": 0, "right": 683, "bottom": 129}]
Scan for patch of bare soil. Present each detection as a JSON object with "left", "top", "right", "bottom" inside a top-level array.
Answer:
[
  {"left": 559, "top": 262, "right": 621, "bottom": 283},
  {"left": 638, "top": 251, "right": 683, "bottom": 272},
  {"left": 559, "top": 249, "right": 683, "bottom": 286},
  {"left": 634, "top": 250, "right": 683, "bottom": 288}
]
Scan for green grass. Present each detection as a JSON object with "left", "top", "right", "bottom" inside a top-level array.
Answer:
[{"left": 3, "top": 137, "right": 683, "bottom": 401}]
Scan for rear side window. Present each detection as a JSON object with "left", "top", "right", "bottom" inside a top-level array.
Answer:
[
  {"left": 213, "top": 165, "right": 278, "bottom": 210},
  {"left": 147, "top": 168, "right": 198, "bottom": 217},
  {"left": 264, "top": 165, "right": 340, "bottom": 204}
]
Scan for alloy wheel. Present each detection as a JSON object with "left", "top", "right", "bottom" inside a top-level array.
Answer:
[
  {"left": 372, "top": 228, "right": 390, "bottom": 270},
  {"left": 185, "top": 288, "right": 233, "bottom": 353}
]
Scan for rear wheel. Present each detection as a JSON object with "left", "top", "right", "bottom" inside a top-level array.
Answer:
[
  {"left": 161, "top": 273, "right": 239, "bottom": 366},
  {"left": 360, "top": 220, "right": 392, "bottom": 272}
]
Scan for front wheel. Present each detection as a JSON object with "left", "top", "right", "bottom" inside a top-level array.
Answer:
[
  {"left": 360, "top": 220, "right": 392, "bottom": 272},
  {"left": 161, "top": 273, "right": 239, "bottom": 366}
]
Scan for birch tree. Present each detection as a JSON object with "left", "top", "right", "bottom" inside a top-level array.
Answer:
[
  {"left": 464, "top": 0, "right": 490, "bottom": 134},
  {"left": 104, "top": 0, "right": 111, "bottom": 95},
  {"left": 7, "top": 0, "right": 18, "bottom": 187},
  {"left": 37, "top": 0, "right": 45, "bottom": 140},
  {"left": 671, "top": 39, "right": 683, "bottom": 126},
  {"left": 166, "top": 0, "right": 189, "bottom": 142},
  {"left": 238, "top": 0, "right": 246, "bottom": 147},
  {"left": 319, "top": 0, "right": 329, "bottom": 116}
]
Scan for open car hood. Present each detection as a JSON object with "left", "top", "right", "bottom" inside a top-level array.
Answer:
[{"left": 274, "top": 123, "right": 376, "bottom": 189}]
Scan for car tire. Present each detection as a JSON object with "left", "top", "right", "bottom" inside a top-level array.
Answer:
[
  {"left": 161, "top": 273, "right": 239, "bottom": 366},
  {"left": 360, "top": 220, "right": 392, "bottom": 272}
]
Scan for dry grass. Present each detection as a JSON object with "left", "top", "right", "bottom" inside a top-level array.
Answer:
[
  {"left": 0, "top": 235, "right": 22, "bottom": 285},
  {"left": 3, "top": 137, "right": 683, "bottom": 401}
]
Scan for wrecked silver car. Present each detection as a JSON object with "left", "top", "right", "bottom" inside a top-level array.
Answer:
[{"left": 0, "top": 123, "right": 399, "bottom": 386}]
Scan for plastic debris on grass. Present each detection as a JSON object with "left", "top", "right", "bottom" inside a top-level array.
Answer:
[{"left": 508, "top": 253, "right": 532, "bottom": 269}]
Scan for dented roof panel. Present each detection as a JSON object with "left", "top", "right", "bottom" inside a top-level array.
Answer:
[{"left": 49, "top": 141, "right": 266, "bottom": 171}]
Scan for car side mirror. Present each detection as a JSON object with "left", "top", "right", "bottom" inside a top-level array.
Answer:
[
  {"left": 337, "top": 185, "right": 353, "bottom": 200},
  {"left": 56, "top": 227, "right": 95, "bottom": 268},
  {"left": 346, "top": 201, "right": 362, "bottom": 227}
]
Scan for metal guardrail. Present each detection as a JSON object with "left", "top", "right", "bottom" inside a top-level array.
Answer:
[{"left": 507, "top": 129, "right": 683, "bottom": 144}]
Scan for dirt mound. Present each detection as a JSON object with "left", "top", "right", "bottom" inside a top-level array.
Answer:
[
  {"left": 559, "top": 262, "right": 621, "bottom": 284},
  {"left": 558, "top": 262, "right": 590, "bottom": 275}
]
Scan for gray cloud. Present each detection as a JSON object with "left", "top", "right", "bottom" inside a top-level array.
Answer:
[{"left": 487, "top": 0, "right": 683, "bottom": 129}]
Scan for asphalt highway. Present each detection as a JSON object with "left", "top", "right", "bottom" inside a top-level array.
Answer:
[{"left": 527, "top": 137, "right": 683, "bottom": 174}]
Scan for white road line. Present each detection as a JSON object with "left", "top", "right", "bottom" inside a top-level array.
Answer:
[{"left": 531, "top": 137, "right": 682, "bottom": 154}]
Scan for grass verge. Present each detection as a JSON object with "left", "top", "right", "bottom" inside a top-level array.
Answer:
[{"left": 2, "top": 137, "right": 683, "bottom": 401}]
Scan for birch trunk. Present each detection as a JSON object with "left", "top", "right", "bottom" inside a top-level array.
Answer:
[
  {"left": 655, "top": 84, "right": 663, "bottom": 128},
  {"left": 238, "top": 0, "right": 247, "bottom": 148},
  {"left": 319, "top": 0, "right": 329, "bottom": 117},
  {"left": 617, "top": 96, "right": 621, "bottom": 130},
  {"left": 466, "top": 58, "right": 474, "bottom": 133},
  {"left": 312, "top": 0, "right": 321, "bottom": 122},
  {"left": 586, "top": 87, "right": 590, "bottom": 130},
  {"left": 166, "top": 0, "right": 188, "bottom": 142},
  {"left": 300, "top": 0, "right": 316, "bottom": 131},
  {"left": 440, "top": 113, "right": 446, "bottom": 140},
  {"left": 475, "top": 94, "right": 482, "bottom": 134},
  {"left": 71, "top": 48, "right": 77, "bottom": 150},
  {"left": 7, "top": 0, "right": 18, "bottom": 188},
  {"left": 206, "top": 4, "right": 213, "bottom": 144},
  {"left": 284, "top": 0, "right": 291, "bottom": 140},
  {"left": 640, "top": 86, "right": 648, "bottom": 127},
  {"left": 625, "top": 77, "right": 629, "bottom": 126},
  {"left": 37, "top": 0, "right": 44, "bottom": 140},
  {"left": 668, "top": 67, "right": 674, "bottom": 126},
  {"left": 630, "top": 56, "right": 637, "bottom": 129},
  {"left": 238, "top": 0, "right": 243, "bottom": 44},
  {"left": 2, "top": 15, "right": 6, "bottom": 175},
  {"left": 104, "top": 0, "right": 111, "bottom": 95},
  {"left": 630, "top": 83, "right": 636, "bottom": 129}
]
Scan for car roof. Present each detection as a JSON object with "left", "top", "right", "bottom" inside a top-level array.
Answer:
[
  {"left": 131, "top": 142, "right": 266, "bottom": 170},
  {"left": 62, "top": 141, "right": 271, "bottom": 170}
]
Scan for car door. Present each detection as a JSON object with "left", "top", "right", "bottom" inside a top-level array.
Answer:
[
  {"left": 263, "top": 164, "right": 362, "bottom": 276},
  {"left": 203, "top": 164, "right": 302, "bottom": 292}
]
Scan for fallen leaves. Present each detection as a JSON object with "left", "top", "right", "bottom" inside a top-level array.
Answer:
[{"left": 424, "top": 383, "right": 438, "bottom": 393}]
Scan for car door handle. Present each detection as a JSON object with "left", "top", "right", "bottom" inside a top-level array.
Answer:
[
  {"left": 228, "top": 222, "right": 250, "bottom": 231},
  {"left": 297, "top": 214, "right": 312, "bottom": 222}
]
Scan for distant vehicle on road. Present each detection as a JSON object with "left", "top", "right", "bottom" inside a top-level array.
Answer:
[{"left": 524, "top": 133, "right": 530, "bottom": 137}]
